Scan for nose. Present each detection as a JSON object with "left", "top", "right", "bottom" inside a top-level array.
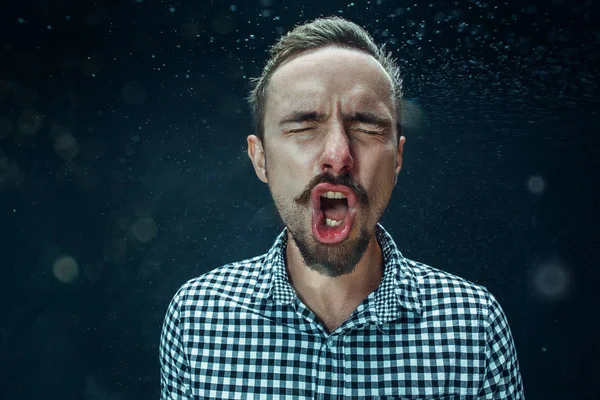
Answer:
[{"left": 318, "top": 122, "right": 355, "bottom": 176}]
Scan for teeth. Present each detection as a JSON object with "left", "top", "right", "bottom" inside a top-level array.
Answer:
[
  {"left": 320, "top": 191, "right": 347, "bottom": 199},
  {"left": 325, "top": 218, "right": 344, "bottom": 227}
]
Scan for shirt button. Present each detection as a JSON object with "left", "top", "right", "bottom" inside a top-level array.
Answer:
[{"left": 327, "top": 337, "right": 337, "bottom": 351}]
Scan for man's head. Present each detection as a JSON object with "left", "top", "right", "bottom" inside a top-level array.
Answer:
[
  {"left": 248, "top": 16, "right": 404, "bottom": 148},
  {"left": 246, "top": 16, "right": 406, "bottom": 278}
]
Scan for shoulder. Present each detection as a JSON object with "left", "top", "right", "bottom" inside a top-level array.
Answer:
[
  {"left": 402, "top": 256, "right": 496, "bottom": 314},
  {"left": 168, "top": 253, "right": 266, "bottom": 309}
]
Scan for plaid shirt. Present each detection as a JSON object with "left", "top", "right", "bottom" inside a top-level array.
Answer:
[{"left": 160, "top": 223, "right": 524, "bottom": 399}]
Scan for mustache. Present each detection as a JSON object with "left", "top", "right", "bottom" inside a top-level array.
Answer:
[{"left": 294, "top": 172, "right": 369, "bottom": 206}]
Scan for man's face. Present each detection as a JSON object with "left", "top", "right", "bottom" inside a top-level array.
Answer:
[{"left": 248, "top": 46, "right": 405, "bottom": 278}]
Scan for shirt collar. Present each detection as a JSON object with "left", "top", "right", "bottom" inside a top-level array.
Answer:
[{"left": 253, "top": 223, "right": 423, "bottom": 322}]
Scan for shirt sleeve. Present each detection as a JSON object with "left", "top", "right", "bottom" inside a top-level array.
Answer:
[
  {"left": 477, "top": 289, "right": 525, "bottom": 399},
  {"left": 159, "top": 288, "right": 192, "bottom": 399}
]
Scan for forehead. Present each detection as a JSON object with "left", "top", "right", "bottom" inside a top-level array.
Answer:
[{"left": 266, "top": 46, "right": 394, "bottom": 117}]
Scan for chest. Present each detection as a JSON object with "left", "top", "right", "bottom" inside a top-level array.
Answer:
[
  {"left": 309, "top": 301, "right": 363, "bottom": 333},
  {"left": 187, "top": 319, "right": 484, "bottom": 399},
  {"left": 319, "top": 314, "right": 349, "bottom": 333}
]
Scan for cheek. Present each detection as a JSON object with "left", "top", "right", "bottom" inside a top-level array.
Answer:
[
  {"left": 364, "top": 159, "right": 396, "bottom": 193},
  {"left": 277, "top": 146, "right": 315, "bottom": 175},
  {"left": 267, "top": 161, "right": 302, "bottom": 197}
]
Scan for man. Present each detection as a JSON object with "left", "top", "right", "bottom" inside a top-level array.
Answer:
[{"left": 160, "top": 16, "right": 525, "bottom": 399}]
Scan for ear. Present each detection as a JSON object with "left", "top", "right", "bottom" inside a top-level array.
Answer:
[
  {"left": 395, "top": 135, "right": 406, "bottom": 185},
  {"left": 247, "top": 135, "right": 268, "bottom": 183}
]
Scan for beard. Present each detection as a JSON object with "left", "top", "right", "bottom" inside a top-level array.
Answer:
[
  {"left": 287, "top": 217, "right": 372, "bottom": 277},
  {"left": 268, "top": 171, "right": 390, "bottom": 278}
]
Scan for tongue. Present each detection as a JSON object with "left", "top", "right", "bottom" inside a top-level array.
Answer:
[{"left": 323, "top": 203, "right": 348, "bottom": 221}]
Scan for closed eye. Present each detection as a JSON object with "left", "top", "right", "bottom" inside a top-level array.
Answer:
[
  {"left": 289, "top": 128, "right": 382, "bottom": 134},
  {"left": 289, "top": 127, "right": 313, "bottom": 133},
  {"left": 355, "top": 129, "right": 381, "bottom": 135}
]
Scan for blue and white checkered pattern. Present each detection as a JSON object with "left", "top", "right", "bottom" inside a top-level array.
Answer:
[{"left": 160, "top": 223, "right": 524, "bottom": 399}]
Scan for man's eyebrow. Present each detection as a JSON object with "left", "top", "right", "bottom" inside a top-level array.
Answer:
[
  {"left": 278, "top": 111, "right": 391, "bottom": 127},
  {"left": 343, "top": 112, "right": 392, "bottom": 128},
  {"left": 278, "top": 111, "right": 326, "bottom": 127}
]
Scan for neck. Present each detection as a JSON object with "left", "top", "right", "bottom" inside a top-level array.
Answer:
[{"left": 285, "top": 235, "right": 383, "bottom": 312}]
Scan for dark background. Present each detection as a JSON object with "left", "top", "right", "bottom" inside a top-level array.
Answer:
[{"left": 0, "top": 0, "right": 598, "bottom": 399}]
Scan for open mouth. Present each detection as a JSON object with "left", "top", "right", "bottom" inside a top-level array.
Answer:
[
  {"left": 320, "top": 195, "right": 348, "bottom": 226},
  {"left": 310, "top": 183, "right": 358, "bottom": 244}
]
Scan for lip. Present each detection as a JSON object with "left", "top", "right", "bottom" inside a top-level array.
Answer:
[{"left": 310, "top": 183, "right": 358, "bottom": 211}]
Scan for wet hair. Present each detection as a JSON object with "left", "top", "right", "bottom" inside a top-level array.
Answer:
[{"left": 247, "top": 16, "right": 403, "bottom": 147}]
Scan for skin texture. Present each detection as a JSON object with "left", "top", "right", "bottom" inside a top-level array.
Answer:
[{"left": 247, "top": 46, "right": 406, "bottom": 330}]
